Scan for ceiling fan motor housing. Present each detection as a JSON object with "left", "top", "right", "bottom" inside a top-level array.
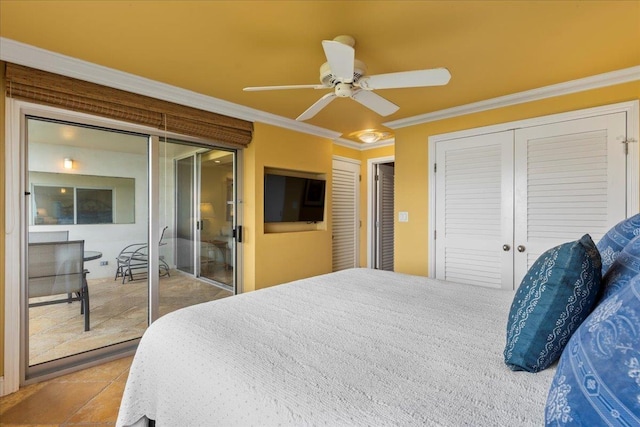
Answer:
[
  {"left": 334, "top": 83, "right": 353, "bottom": 97},
  {"left": 319, "top": 59, "right": 367, "bottom": 87}
]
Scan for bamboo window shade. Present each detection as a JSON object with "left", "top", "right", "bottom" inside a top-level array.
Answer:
[{"left": 4, "top": 63, "right": 253, "bottom": 148}]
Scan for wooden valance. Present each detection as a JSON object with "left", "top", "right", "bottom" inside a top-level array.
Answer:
[{"left": 4, "top": 63, "right": 253, "bottom": 148}]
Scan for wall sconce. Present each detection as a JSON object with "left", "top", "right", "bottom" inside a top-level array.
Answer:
[{"left": 63, "top": 158, "right": 74, "bottom": 170}]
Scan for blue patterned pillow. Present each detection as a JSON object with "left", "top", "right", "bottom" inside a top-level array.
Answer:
[
  {"left": 600, "top": 234, "right": 640, "bottom": 301},
  {"left": 545, "top": 274, "right": 640, "bottom": 426},
  {"left": 596, "top": 213, "right": 640, "bottom": 277},
  {"left": 504, "top": 234, "right": 602, "bottom": 373}
]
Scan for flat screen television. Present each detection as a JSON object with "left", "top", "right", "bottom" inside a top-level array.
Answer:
[{"left": 264, "top": 173, "right": 326, "bottom": 223}]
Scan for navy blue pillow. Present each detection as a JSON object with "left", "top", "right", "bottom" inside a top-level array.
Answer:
[
  {"left": 596, "top": 213, "right": 640, "bottom": 277},
  {"left": 600, "top": 234, "right": 640, "bottom": 301},
  {"left": 504, "top": 234, "right": 602, "bottom": 373},
  {"left": 545, "top": 274, "right": 640, "bottom": 426}
]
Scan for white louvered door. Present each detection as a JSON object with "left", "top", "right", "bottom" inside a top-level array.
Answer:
[
  {"left": 513, "top": 113, "right": 627, "bottom": 284},
  {"left": 435, "top": 131, "right": 514, "bottom": 288},
  {"left": 434, "top": 111, "right": 628, "bottom": 290},
  {"left": 376, "top": 164, "right": 395, "bottom": 271},
  {"left": 332, "top": 158, "right": 360, "bottom": 272}
]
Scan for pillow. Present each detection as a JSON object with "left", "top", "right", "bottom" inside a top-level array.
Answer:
[
  {"left": 600, "top": 234, "right": 640, "bottom": 301},
  {"left": 596, "top": 213, "right": 640, "bottom": 277},
  {"left": 504, "top": 234, "right": 602, "bottom": 373},
  {"left": 545, "top": 274, "right": 640, "bottom": 426}
]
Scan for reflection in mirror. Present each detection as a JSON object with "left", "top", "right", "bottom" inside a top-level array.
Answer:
[{"left": 30, "top": 172, "right": 135, "bottom": 225}]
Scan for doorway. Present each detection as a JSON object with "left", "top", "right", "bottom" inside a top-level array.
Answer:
[
  {"left": 368, "top": 157, "right": 395, "bottom": 271},
  {"left": 23, "top": 116, "right": 151, "bottom": 380},
  {"left": 372, "top": 162, "right": 395, "bottom": 271},
  {"left": 8, "top": 101, "right": 240, "bottom": 387}
]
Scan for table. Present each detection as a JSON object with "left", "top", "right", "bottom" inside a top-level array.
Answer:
[{"left": 83, "top": 251, "right": 102, "bottom": 262}]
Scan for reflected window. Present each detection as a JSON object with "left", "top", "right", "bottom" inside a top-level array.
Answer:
[
  {"left": 33, "top": 185, "right": 75, "bottom": 224},
  {"left": 77, "top": 188, "right": 113, "bottom": 224},
  {"left": 33, "top": 185, "right": 114, "bottom": 225},
  {"left": 30, "top": 172, "right": 135, "bottom": 225}
]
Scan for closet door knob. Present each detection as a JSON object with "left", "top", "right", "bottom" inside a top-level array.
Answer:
[
  {"left": 517, "top": 245, "right": 526, "bottom": 253},
  {"left": 502, "top": 244, "right": 511, "bottom": 251}
]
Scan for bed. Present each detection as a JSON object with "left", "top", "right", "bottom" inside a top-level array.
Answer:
[{"left": 116, "top": 268, "right": 557, "bottom": 426}]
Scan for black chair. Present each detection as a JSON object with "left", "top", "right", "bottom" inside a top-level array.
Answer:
[{"left": 28, "top": 240, "right": 90, "bottom": 331}]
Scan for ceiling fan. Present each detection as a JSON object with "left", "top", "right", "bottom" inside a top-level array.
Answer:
[{"left": 243, "top": 35, "right": 451, "bottom": 121}]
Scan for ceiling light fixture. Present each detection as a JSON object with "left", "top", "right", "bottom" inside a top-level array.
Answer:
[
  {"left": 358, "top": 132, "right": 381, "bottom": 144},
  {"left": 356, "top": 130, "right": 391, "bottom": 144},
  {"left": 63, "top": 158, "right": 74, "bottom": 169}
]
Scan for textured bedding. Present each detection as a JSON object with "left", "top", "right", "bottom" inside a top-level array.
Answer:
[{"left": 117, "top": 268, "right": 556, "bottom": 426}]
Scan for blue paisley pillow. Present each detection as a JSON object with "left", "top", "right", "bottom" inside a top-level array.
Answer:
[
  {"left": 600, "top": 234, "right": 640, "bottom": 301},
  {"left": 545, "top": 274, "right": 640, "bottom": 426},
  {"left": 596, "top": 213, "right": 640, "bottom": 277},
  {"left": 504, "top": 234, "right": 602, "bottom": 373}
]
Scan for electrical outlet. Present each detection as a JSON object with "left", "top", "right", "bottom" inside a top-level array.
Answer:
[
  {"left": 399, "top": 212, "right": 409, "bottom": 222},
  {"left": 100, "top": 261, "right": 108, "bottom": 266}
]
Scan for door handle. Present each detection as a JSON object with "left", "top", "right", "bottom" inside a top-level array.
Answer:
[
  {"left": 502, "top": 244, "right": 511, "bottom": 251},
  {"left": 233, "top": 226, "right": 243, "bottom": 243},
  {"left": 517, "top": 245, "right": 526, "bottom": 253}
]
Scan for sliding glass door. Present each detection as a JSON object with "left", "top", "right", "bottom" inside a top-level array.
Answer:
[
  {"left": 19, "top": 108, "right": 239, "bottom": 384},
  {"left": 175, "top": 155, "right": 195, "bottom": 274},
  {"left": 168, "top": 141, "right": 236, "bottom": 293},
  {"left": 25, "top": 116, "right": 150, "bottom": 379},
  {"left": 198, "top": 149, "right": 236, "bottom": 289}
]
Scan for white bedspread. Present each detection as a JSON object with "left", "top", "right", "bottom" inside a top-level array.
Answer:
[{"left": 117, "top": 268, "right": 555, "bottom": 426}]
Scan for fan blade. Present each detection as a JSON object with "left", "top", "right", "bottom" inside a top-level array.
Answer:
[
  {"left": 351, "top": 90, "right": 399, "bottom": 116},
  {"left": 322, "top": 40, "right": 355, "bottom": 83},
  {"left": 244, "top": 84, "right": 327, "bottom": 91},
  {"left": 358, "top": 68, "right": 451, "bottom": 90},
  {"left": 296, "top": 93, "right": 336, "bottom": 121}
]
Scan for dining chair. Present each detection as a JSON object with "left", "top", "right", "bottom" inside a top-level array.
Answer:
[{"left": 28, "top": 240, "right": 90, "bottom": 331}]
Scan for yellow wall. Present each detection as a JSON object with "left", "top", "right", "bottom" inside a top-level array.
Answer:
[
  {"left": 243, "top": 123, "right": 333, "bottom": 291},
  {"left": 394, "top": 80, "right": 640, "bottom": 277},
  {"left": 0, "top": 61, "right": 6, "bottom": 377}
]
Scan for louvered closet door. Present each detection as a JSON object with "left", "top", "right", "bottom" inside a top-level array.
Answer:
[
  {"left": 377, "top": 164, "right": 395, "bottom": 271},
  {"left": 332, "top": 158, "right": 360, "bottom": 272},
  {"left": 513, "top": 112, "right": 628, "bottom": 284},
  {"left": 435, "top": 131, "right": 514, "bottom": 288}
]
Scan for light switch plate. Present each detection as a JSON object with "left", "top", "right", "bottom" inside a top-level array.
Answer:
[{"left": 399, "top": 211, "right": 409, "bottom": 222}]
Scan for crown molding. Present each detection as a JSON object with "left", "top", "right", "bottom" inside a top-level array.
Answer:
[
  {"left": 384, "top": 66, "right": 640, "bottom": 129},
  {"left": 333, "top": 138, "right": 364, "bottom": 150},
  {"left": 333, "top": 137, "right": 396, "bottom": 151},
  {"left": 0, "top": 37, "right": 341, "bottom": 140}
]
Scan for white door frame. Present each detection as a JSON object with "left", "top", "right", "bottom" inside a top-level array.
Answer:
[
  {"left": 427, "top": 100, "right": 640, "bottom": 278},
  {"left": 367, "top": 155, "right": 395, "bottom": 268}
]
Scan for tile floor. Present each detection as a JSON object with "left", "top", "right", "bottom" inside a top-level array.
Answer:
[
  {"left": 1, "top": 269, "right": 233, "bottom": 426},
  {"left": 0, "top": 355, "right": 133, "bottom": 426},
  {"left": 30, "top": 269, "right": 232, "bottom": 365}
]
